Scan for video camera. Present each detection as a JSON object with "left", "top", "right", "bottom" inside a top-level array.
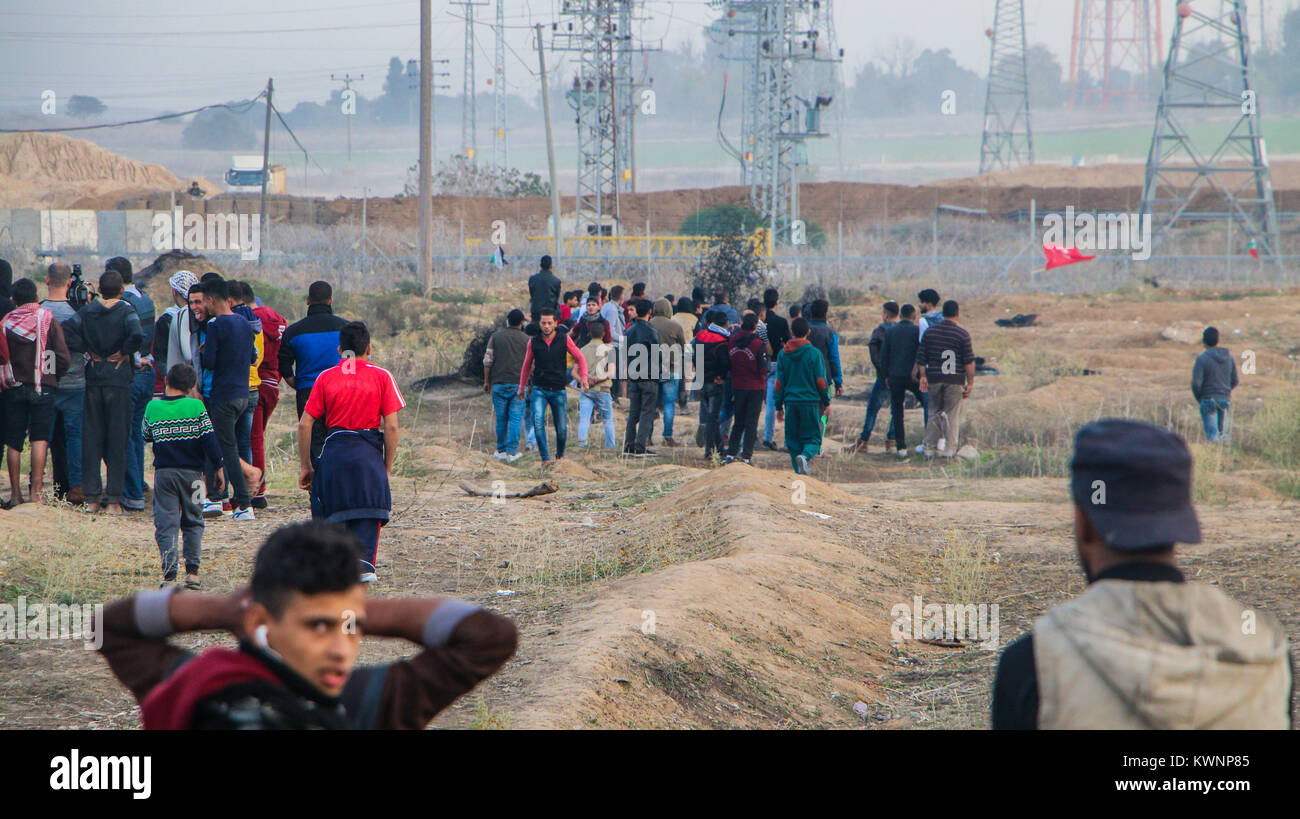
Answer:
[{"left": 68, "top": 264, "right": 95, "bottom": 312}]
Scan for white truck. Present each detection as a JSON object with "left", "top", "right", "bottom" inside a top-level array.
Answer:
[{"left": 224, "top": 155, "right": 286, "bottom": 194}]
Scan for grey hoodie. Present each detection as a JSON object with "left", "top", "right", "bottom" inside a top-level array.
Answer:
[{"left": 1192, "top": 346, "right": 1238, "bottom": 401}]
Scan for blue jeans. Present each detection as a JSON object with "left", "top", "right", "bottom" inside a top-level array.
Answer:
[
  {"left": 1199, "top": 397, "right": 1231, "bottom": 442},
  {"left": 578, "top": 390, "right": 615, "bottom": 448},
  {"left": 124, "top": 367, "right": 154, "bottom": 503},
  {"left": 491, "top": 384, "right": 526, "bottom": 454},
  {"left": 860, "top": 377, "right": 896, "bottom": 442},
  {"left": 52, "top": 388, "right": 84, "bottom": 489},
  {"left": 764, "top": 364, "right": 778, "bottom": 443},
  {"left": 237, "top": 389, "right": 257, "bottom": 464},
  {"left": 530, "top": 387, "right": 568, "bottom": 461},
  {"left": 659, "top": 378, "right": 680, "bottom": 438}
]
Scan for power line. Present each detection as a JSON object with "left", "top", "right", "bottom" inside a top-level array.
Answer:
[
  {"left": 0, "top": 1, "right": 413, "bottom": 18},
  {"left": 0, "top": 94, "right": 266, "bottom": 133},
  {"left": 271, "top": 102, "right": 329, "bottom": 177}
]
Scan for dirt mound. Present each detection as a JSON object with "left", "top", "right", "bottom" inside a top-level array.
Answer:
[
  {"left": 502, "top": 463, "right": 916, "bottom": 728},
  {"left": 0, "top": 132, "right": 182, "bottom": 209}
]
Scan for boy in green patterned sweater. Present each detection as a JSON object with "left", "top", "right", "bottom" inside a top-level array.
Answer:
[{"left": 142, "top": 364, "right": 224, "bottom": 589}]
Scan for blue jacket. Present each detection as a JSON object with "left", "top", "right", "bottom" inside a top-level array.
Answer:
[
  {"left": 310, "top": 428, "right": 390, "bottom": 522},
  {"left": 280, "top": 304, "right": 346, "bottom": 390}
]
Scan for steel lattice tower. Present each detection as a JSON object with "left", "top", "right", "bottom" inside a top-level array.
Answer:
[
  {"left": 1140, "top": 0, "right": 1280, "bottom": 259},
  {"left": 979, "top": 0, "right": 1034, "bottom": 174},
  {"left": 553, "top": 1, "right": 647, "bottom": 234},
  {"left": 493, "top": 0, "right": 507, "bottom": 170},
  {"left": 1069, "top": 0, "right": 1163, "bottom": 109},
  {"left": 454, "top": 1, "right": 487, "bottom": 164},
  {"left": 717, "top": 1, "right": 839, "bottom": 245}
]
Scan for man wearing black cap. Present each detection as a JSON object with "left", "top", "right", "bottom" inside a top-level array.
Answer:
[{"left": 992, "top": 419, "right": 1292, "bottom": 729}]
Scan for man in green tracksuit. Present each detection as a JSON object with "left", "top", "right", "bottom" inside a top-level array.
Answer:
[{"left": 773, "top": 317, "right": 829, "bottom": 475}]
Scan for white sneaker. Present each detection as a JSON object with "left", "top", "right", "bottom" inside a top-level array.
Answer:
[
  {"left": 202, "top": 501, "right": 224, "bottom": 518},
  {"left": 937, "top": 438, "right": 947, "bottom": 453},
  {"left": 896, "top": 449, "right": 909, "bottom": 460},
  {"left": 493, "top": 451, "right": 508, "bottom": 461},
  {"left": 231, "top": 507, "right": 256, "bottom": 521},
  {"left": 360, "top": 572, "right": 378, "bottom": 583},
  {"left": 507, "top": 452, "right": 523, "bottom": 463},
  {"left": 795, "top": 454, "right": 808, "bottom": 474},
  {"left": 915, "top": 444, "right": 926, "bottom": 454}
]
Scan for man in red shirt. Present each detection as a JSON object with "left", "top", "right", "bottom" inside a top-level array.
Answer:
[
  {"left": 298, "top": 321, "right": 405, "bottom": 582},
  {"left": 241, "top": 283, "right": 287, "bottom": 508}
]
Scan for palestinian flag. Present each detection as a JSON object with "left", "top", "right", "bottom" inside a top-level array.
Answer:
[
  {"left": 1246, "top": 239, "right": 1259, "bottom": 260},
  {"left": 1043, "top": 243, "right": 1096, "bottom": 270},
  {"left": 490, "top": 245, "right": 508, "bottom": 269}
]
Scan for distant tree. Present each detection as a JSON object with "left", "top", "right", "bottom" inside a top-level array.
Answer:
[
  {"left": 1025, "top": 44, "right": 1066, "bottom": 109},
  {"left": 428, "top": 155, "right": 550, "bottom": 198},
  {"left": 182, "top": 109, "right": 257, "bottom": 149},
  {"left": 66, "top": 95, "right": 106, "bottom": 119},
  {"left": 680, "top": 204, "right": 765, "bottom": 236}
]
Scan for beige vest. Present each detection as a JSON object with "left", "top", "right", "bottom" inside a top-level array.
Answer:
[{"left": 1035, "top": 579, "right": 1291, "bottom": 729}]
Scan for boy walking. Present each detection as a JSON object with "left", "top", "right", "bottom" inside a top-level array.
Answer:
[
  {"left": 773, "top": 317, "right": 829, "bottom": 475},
  {"left": 299, "top": 321, "right": 405, "bottom": 582},
  {"left": 915, "top": 300, "right": 974, "bottom": 458},
  {"left": 1192, "top": 326, "right": 1238, "bottom": 442},
  {"left": 143, "top": 364, "right": 224, "bottom": 589}
]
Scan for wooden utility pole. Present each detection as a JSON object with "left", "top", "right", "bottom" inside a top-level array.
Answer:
[
  {"left": 420, "top": 0, "right": 433, "bottom": 293},
  {"left": 258, "top": 77, "right": 273, "bottom": 267},
  {"left": 536, "top": 24, "right": 562, "bottom": 266}
]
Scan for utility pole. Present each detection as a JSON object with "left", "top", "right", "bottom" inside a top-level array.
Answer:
[
  {"left": 536, "top": 24, "right": 563, "bottom": 268},
  {"left": 258, "top": 77, "right": 272, "bottom": 267},
  {"left": 1141, "top": 0, "right": 1281, "bottom": 262},
  {"left": 1068, "top": 0, "right": 1161, "bottom": 110},
  {"left": 493, "top": 0, "right": 508, "bottom": 171},
  {"left": 330, "top": 72, "right": 364, "bottom": 161},
  {"left": 718, "top": 1, "right": 840, "bottom": 246},
  {"left": 979, "top": 0, "right": 1034, "bottom": 174},
  {"left": 553, "top": 1, "right": 656, "bottom": 236},
  {"left": 419, "top": 0, "right": 432, "bottom": 293},
  {"left": 453, "top": 1, "right": 488, "bottom": 165}
]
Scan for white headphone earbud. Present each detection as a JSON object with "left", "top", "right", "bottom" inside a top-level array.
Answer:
[{"left": 254, "top": 624, "right": 270, "bottom": 648}]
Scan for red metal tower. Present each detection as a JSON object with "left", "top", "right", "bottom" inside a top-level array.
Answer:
[{"left": 1069, "top": 0, "right": 1163, "bottom": 109}]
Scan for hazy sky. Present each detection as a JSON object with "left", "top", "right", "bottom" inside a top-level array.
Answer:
[{"left": 0, "top": 0, "right": 1291, "bottom": 113}]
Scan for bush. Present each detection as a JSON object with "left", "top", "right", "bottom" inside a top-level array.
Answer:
[{"left": 680, "top": 204, "right": 764, "bottom": 236}]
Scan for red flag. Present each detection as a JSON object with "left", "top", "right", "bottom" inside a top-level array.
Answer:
[{"left": 1043, "top": 243, "right": 1096, "bottom": 270}]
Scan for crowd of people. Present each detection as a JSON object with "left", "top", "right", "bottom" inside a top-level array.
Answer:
[
  {"left": 486, "top": 259, "right": 977, "bottom": 474},
  {"left": 0, "top": 259, "right": 405, "bottom": 591},
  {"left": 0, "top": 253, "right": 1275, "bottom": 731}
]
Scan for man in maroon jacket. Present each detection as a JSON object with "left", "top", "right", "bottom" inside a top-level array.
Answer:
[
  {"left": 724, "top": 313, "right": 767, "bottom": 464},
  {"left": 95, "top": 521, "right": 517, "bottom": 729},
  {"left": 240, "top": 282, "right": 287, "bottom": 508}
]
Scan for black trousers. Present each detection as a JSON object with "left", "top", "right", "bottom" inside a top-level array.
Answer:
[
  {"left": 887, "top": 377, "right": 924, "bottom": 452},
  {"left": 296, "top": 386, "right": 327, "bottom": 463},
  {"left": 727, "top": 388, "right": 764, "bottom": 460},
  {"left": 82, "top": 384, "right": 131, "bottom": 504},
  {"left": 623, "top": 380, "right": 659, "bottom": 451}
]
